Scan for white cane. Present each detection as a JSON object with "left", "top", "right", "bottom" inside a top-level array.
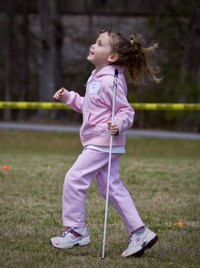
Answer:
[{"left": 101, "top": 69, "right": 118, "bottom": 261}]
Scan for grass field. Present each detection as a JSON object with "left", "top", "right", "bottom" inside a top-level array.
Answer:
[{"left": 0, "top": 129, "right": 200, "bottom": 268}]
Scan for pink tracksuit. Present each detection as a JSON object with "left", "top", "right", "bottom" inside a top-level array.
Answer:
[{"left": 60, "top": 65, "right": 144, "bottom": 233}]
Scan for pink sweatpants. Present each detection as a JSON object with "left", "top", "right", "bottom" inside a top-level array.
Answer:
[{"left": 62, "top": 148, "right": 144, "bottom": 233}]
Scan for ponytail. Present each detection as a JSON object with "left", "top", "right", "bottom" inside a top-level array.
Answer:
[{"left": 129, "top": 35, "right": 162, "bottom": 85}]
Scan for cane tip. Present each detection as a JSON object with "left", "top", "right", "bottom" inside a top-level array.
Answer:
[{"left": 101, "top": 257, "right": 105, "bottom": 261}]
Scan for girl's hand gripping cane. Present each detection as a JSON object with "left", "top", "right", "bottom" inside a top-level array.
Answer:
[{"left": 107, "top": 122, "right": 119, "bottom": 135}]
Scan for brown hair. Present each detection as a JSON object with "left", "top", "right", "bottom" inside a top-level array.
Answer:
[{"left": 98, "top": 29, "right": 162, "bottom": 85}]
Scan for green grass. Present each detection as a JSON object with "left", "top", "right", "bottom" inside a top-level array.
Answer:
[{"left": 0, "top": 130, "right": 200, "bottom": 268}]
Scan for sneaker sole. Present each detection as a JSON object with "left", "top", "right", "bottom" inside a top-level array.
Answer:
[
  {"left": 49, "top": 237, "right": 91, "bottom": 249},
  {"left": 133, "top": 243, "right": 145, "bottom": 257},
  {"left": 145, "top": 235, "right": 158, "bottom": 250},
  {"left": 133, "top": 235, "right": 158, "bottom": 258}
]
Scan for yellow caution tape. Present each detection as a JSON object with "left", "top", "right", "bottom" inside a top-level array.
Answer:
[
  {"left": 130, "top": 103, "right": 200, "bottom": 110},
  {"left": 0, "top": 102, "right": 70, "bottom": 110},
  {"left": 0, "top": 102, "right": 200, "bottom": 110}
]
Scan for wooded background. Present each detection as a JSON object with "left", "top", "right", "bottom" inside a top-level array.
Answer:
[{"left": 0, "top": 0, "right": 199, "bottom": 132}]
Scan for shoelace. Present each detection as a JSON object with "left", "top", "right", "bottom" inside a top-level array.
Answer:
[
  {"left": 60, "top": 227, "right": 71, "bottom": 237},
  {"left": 60, "top": 227, "right": 82, "bottom": 238},
  {"left": 129, "top": 232, "right": 134, "bottom": 243}
]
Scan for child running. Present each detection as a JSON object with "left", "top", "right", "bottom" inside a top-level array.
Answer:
[{"left": 50, "top": 28, "right": 162, "bottom": 257}]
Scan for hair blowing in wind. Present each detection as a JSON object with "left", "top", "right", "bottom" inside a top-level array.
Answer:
[{"left": 98, "top": 29, "right": 163, "bottom": 85}]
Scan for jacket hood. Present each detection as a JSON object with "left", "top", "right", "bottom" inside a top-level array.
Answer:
[{"left": 91, "top": 65, "right": 125, "bottom": 80}]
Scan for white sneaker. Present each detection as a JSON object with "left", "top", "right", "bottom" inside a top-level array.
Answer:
[
  {"left": 121, "top": 226, "right": 158, "bottom": 257},
  {"left": 50, "top": 227, "right": 91, "bottom": 249}
]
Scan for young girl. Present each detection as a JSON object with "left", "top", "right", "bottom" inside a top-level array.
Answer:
[{"left": 50, "top": 29, "right": 161, "bottom": 257}]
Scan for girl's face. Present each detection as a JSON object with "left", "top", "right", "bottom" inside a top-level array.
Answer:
[{"left": 87, "top": 32, "right": 115, "bottom": 72}]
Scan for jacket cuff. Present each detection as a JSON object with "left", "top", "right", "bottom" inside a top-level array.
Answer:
[
  {"left": 114, "top": 119, "right": 124, "bottom": 134},
  {"left": 60, "top": 89, "right": 72, "bottom": 105}
]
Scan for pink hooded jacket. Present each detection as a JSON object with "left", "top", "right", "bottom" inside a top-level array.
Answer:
[{"left": 60, "top": 65, "right": 134, "bottom": 147}]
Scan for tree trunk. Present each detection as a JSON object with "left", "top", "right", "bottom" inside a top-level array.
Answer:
[
  {"left": 18, "top": 1, "right": 30, "bottom": 121},
  {"left": 4, "top": 2, "right": 13, "bottom": 121},
  {"left": 38, "top": 0, "right": 63, "bottom": 119},
  {"left": 181, "top": 0, "right": 200, "bottom": 85},
  {"left": 180, "top": 0, "right": 200, "bottom": 131}
]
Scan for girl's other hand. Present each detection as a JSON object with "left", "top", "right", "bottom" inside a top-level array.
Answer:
[
  {"left": 53, "top": 87, "right": 65, "bottom": 100},
  {"left": 107, "top": 121, "right": 119, "bottom": 135}
]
